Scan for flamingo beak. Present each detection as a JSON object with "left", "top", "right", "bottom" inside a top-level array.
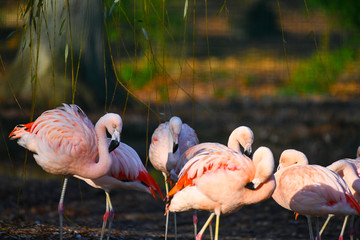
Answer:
[
  {"left": 108, "top": 129, "right": 120, "bottom": 153},
  {"left": 244, "top": 145, "right": 252, "bottom": 158},
  {"left": 245, "top": 182, "right": 255, "bottom": 190},
  {"left": 172, "top": 134, "right": 179, "bottom": 153}
]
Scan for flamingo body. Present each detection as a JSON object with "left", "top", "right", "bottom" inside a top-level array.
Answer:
[
  {"left": 274, "top": 164, "right": 360, "bottom": 216},
  {"left": 76, "top": 141, "right": 163, "bottom": 197},
  {"left": 168, "top": 143, "right": 274, "bottom": 214},
  {"left": 9, "top": 104, "right": 123, "bottom": 240},
  {"left": 9, "top": 104, "right": 119, "bottom": 179},
  {"left": 272, "top": 149, "right": 360, "bottom": 240},
  {"left": 166, "top": 144, "right": 275, "bottom": 240},
  {"left": 149, "top": 117, "right": 198, "bottom": 177}
]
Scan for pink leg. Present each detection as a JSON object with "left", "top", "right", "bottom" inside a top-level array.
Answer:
[
  {"left": 100, "top": 193, "right": 110, "bottom": 240},
  {"left": 106, "top": 209, "right": 115, "bottom": 240},
  {"left": 193, "top": 210, "right": 198, "bottom": 239},
  {"left": 58, "top": 177, "right": 68, "bottom": 240}
]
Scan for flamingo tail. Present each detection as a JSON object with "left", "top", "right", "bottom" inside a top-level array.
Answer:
[
  {"left": 138, "top": 171, "right": 164, "bottom": 199},
  {"left": 345, "top": 193, "right": 360, "bottom": 215}
]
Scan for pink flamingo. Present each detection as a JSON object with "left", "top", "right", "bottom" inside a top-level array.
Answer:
[
  {"left": 227, "top": 126, "right": 254, "bottom": 156},
  {"left": 149, "top": 116, "right": 198, "bottom": 239},
  {"left": 75, "top": 141, "right": 163, "bottom": 240},
  {"left": 320, "top": 147, "right": 360, "bottom": 240},
  {"left": 166, "top": 143, "right": 276, "bottom": 240},
  {"left": 9, "top": 104, "right": 122, "bottom": 239},
  {"left": 272, "top": 149, "right": 360, "bottom": 240}
]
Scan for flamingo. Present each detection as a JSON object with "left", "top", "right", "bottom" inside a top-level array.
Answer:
[
  {"left": 227, "top": 126, "right": 254, "bottom": 156},
  {"left": 319, "top": 147, "right": 360, "bottom": 240},
  {"left": 149, "top": 116, "right": 199, "bottom": 239},
  {"left": 75, "top": 141, "right": 163, "bottom": 240},
  {"left": 9, "top": 104, "right": 122, "bottom": 239},
  {"left": 272, "top": 149, "right": 360, "bottom": 240},
  {"left": 166, "top": 143, "right": 276, "bottom": 240}
]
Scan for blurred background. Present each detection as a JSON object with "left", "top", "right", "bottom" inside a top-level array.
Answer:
[
  {"left": 1, "top": 0, "right": 360, "bottom": 238},
  {"left": 2, "top": 0, "right": 360, "bottom": 184}
]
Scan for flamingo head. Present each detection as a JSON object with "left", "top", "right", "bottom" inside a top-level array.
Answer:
[
  {"left": 277, "top": 149, "right": 309, "bottom": 171},
  {"left": 104, "top": 113, "right": 122, "bottom": 153},
  {"left": 169, "top": 116, "right": 182, "bottom": 153},
  {"left": 237, "top": 126, "right": 254, "bottom": 157}
]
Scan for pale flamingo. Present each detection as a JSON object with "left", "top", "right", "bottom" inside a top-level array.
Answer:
[
  {"left": 149, "top": 116, "right": 199, "bottom": 239},
  {"left": 75, "top": 141, "right": 163, "bottom": 240},
  {"left": 166, "top": 144, "right": 276, "bottom": 240},
  {"left": 320, "top": 147, "right": 360, "bottom": 240},
  {"left": 272, "top": 149, "right": 360, "bottom": 240},
  {"left": 9, "top": 104, "right": 122, "bottom": 239},
  {"left": 227, "top": 126, "right": 254, "bottom": 156}
]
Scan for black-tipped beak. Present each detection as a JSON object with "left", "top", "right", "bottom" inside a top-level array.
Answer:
[
  {"left": 108, "top": 139, "right": 120, "bottom": 153},
  {"left": 245, "top": 182, "right": 255, "bottom": 190},
  {"left": 244, "top": 150, "right": 252, "bottom": 158},
  {"left": 172, "top": 143, "right": 179, "bottom": 153}
]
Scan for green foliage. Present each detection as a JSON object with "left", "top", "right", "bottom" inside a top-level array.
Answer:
[
  {"left": 280, "top": 47, "right": 355, "bottom": 95},
  {"left": 120, "top": 62, "right": 154, "bottom": 89},
  {"left": 310, "top": 0, "right": 360, "bottom": 33}
]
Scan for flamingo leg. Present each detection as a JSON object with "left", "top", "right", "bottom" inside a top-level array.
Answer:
[
  {"left": 196, "top": 212, "right": 215, "bottom": 240},
  {"left": 193, "top": 210, "right": 198, "bottom": 240},
  {"left": 315, "top": 217, "right": 320, "bottom": 240},
  {"left": 58, "top": 177, "right": 68, "bottom": 240},
  {"left": 214, "top": 214, "right": 220, "bottom": 240},
  {"left": 307, "top": 216, "right": 314, "bottom": 240},
  {"left": 100, "top": 192, "right": 110, "bottom": 240},
  {"left": 209, "top": 217, "right": 213, "bottom": 240},
  {"left": 319, "top": 214, "right": 333, "bottom": 237},
  {"left": 105, "top": 192, "right": 115, "bottom": 240},
  {"left": 349, "top": 215, "right": 356, "bottom": 240},
  {"left": 174, "top": 212, "right": 177, "bottom": 240},
  {"left": 339, "top": 215, "right": 349, "bottom": 240},
  {"left": 164, "top": 175, "right": 169, "bottom": 240}
]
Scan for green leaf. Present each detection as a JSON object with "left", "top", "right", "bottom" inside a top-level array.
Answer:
[
  {"left": 183, "top": 0, "right": 188, "bottom": 19},
  {"left": 142, "top": 27, "right": 149, "bottom": 40},
  {"left": 65, "top": 44, "right": 68, "bottom": 63},
  {"left": 31, "top": 75, "right": 36, "bottom": 83},
  {"left": 109, "top": 0, "right": 119, "bottom": 18},
  {"left": 59, "top": 18, "right": 66, "bottom": 35}
]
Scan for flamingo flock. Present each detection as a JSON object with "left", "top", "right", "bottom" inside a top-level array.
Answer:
[{"left": 9, "top": 103, "right": 360, "bottom": 240}]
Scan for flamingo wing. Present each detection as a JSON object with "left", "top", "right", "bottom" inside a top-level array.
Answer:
[
  {"left": 149, "top": 122, "right": 170, "bottom": 174},
  {"left": 110, "top": 143, "right": 163, "bottom": 199},
  {"left": 9, "top": 104, "right": 98, "bottom": 175},
  {"left": 178, "top": 123, "right": 199, "bottom": 155},
  {"left": 168, "top": 143, "right": 254, "bottom": 198},
  {"left": 278, "top": 165, "right": 360, "bottom": 216}
]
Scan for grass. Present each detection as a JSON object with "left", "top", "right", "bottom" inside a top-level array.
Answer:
[{"left": 280, "top": 47, "right": 356, "bottom": 96}]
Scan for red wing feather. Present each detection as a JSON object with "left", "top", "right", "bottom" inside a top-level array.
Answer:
[
  {"left": 345, "top": 193, "right": 360, "bottom": 215},
  {"left": 137, "top": 171, "right": 164, "bottom": 199}
]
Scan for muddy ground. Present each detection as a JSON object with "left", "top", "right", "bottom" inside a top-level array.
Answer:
[{"left": 1, "top": 97, "right": 360, "bottom": 239}]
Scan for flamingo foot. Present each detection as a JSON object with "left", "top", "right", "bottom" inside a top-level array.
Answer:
[
  {"left": 339, "top": 236, "right": 343, "bottom": 240},
  {"left": 196, "top": 233, "right": 202, "bottom": 240}
]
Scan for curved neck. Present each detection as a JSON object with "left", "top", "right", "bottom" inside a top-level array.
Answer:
[
  {"left": 243, "top": 175, "right": 276, "bottom": 205},
  {"left": 78, "top": 119, "right": 112, "bottom": 179},
  {"left": 227, "top": 131, "right": 241, "bottom": 153},
  {"left": 327, "top": 160, "right": 360, "bottom": 194}
]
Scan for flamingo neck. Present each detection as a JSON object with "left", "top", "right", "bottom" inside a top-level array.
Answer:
[
  {"left": 81, "top": 118, "right": 112, "bottom": 179},
  {"left": 243, "top": 175, "right": 276, "bottom": 205},
  {"left": 166, "top": 126, "right": 177, "bottom": 172},
  {"left": 227, "top": 131, "right": 241, "bottom": 153}
]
